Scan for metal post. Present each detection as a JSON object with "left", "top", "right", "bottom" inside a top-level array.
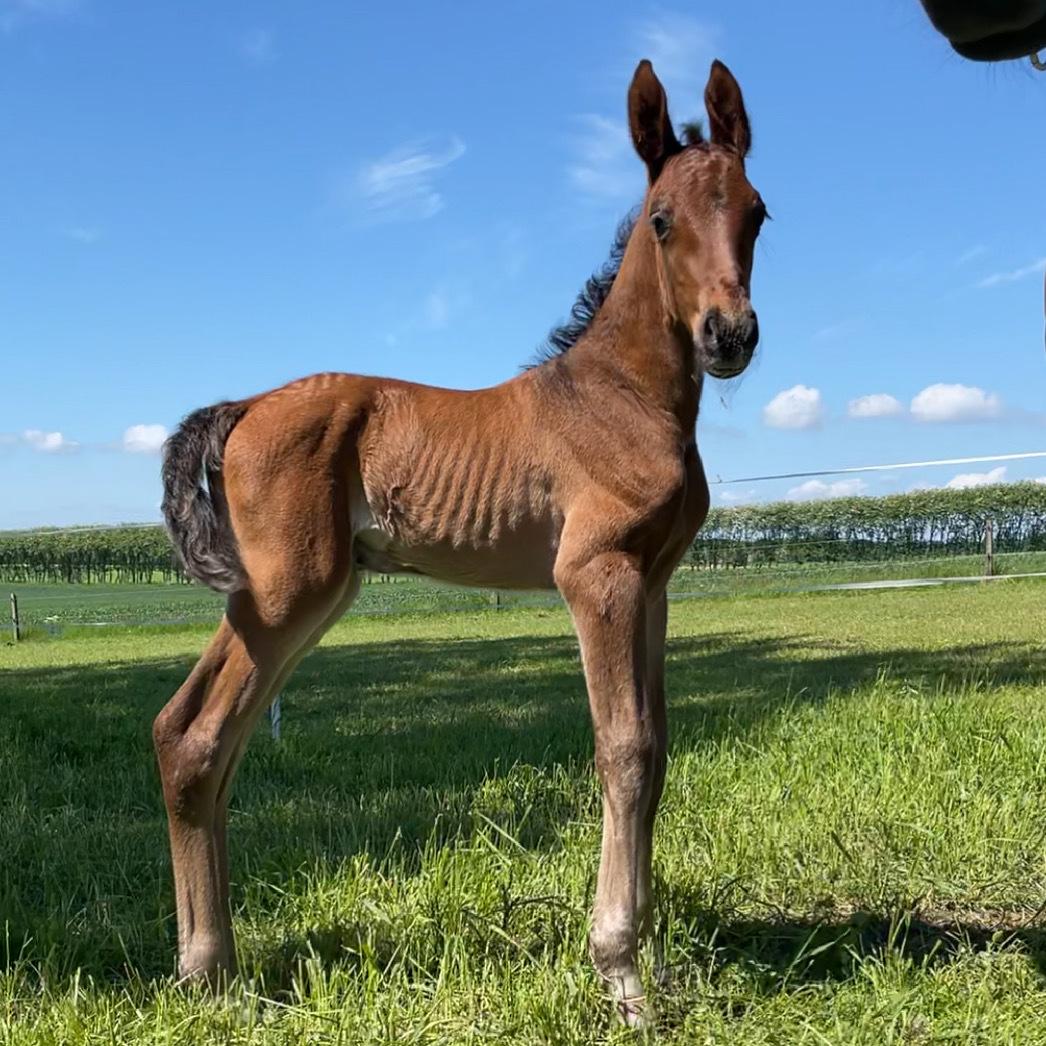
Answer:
[
  {"left": 10, "top": 593, "right": 19, "bottom": 642},
  {"left": 268, "top": 694, "right": 282, "bottom": 742}
]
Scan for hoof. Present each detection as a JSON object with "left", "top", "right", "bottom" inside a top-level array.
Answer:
[
  {"left": 616, "top": 993, "right": 656, "bottom": 1032},
  {"left": 177, "top": 941, "right": 235, "bottom": 988},
  {"left": 603, "top": 971, "right": 656, "bottom": 1033}
]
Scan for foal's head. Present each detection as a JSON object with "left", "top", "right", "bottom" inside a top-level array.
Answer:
[{"left": 628, "top": 59, "right": 764, "bottom": 379}]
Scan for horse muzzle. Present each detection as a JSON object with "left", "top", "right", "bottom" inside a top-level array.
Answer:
[{"left": 695, "top": 306, "right": 759, "bottom": 379}]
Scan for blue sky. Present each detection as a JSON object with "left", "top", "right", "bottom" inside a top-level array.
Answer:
[{"left": 1, "top": 0, "right": 1044, "bottom": 528}]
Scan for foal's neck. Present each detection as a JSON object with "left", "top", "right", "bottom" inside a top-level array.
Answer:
[{"left": 570, "top": 221, "right": 701, "bottom": 435}]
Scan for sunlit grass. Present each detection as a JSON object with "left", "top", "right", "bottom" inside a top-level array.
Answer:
[{"left": 2, "top": 583, "right": 1046, "bottom": 1042}]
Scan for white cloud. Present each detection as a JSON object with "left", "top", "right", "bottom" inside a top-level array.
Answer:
[
  {"left": 847, "top": 393, "right": 903, "bottom": 419},
  {"left": 349, "top": 137, "right": 465, "bottom": 224},
  {"left": 762, "top": 385, "right": 824, "bottom": 430},
  {"left": 240, "top": 27, "right": 275, "bottom": 64},
  {"left": 567, "top": 114, "right": 638, "bottom": 200},
  {"left": 977, "top": 257, "right": 1046, "bottom": 289},
  {"left": 716, "top": 488, "right": 757, "bottom": 505},
  {"left": 787, "top": 478, "right": 867, "bottom": 501},
  {"left": 23, "top": 428, "right": 77, "bottom": 452},
  {"left": 910, "top": 383, "right": 1003, "bottom": 423},
  {"left": 122, "top": 423, "right": 168, "bottom": 454},
  {"left": 945, "top": 466, "right": 1007, "bottom": 490}
]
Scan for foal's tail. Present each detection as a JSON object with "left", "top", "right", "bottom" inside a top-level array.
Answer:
[{"left": 161, "top": 400, "right": 251, "bottom": 593}]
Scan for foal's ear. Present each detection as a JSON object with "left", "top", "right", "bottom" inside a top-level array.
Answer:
[
  {"left": 628, "top": 59, "right": 681, "bottom": 182},
  {"left": 704, "top": 59, "right": 751, "bottom": 157}
]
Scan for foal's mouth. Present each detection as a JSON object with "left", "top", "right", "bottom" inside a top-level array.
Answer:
[{"left": 703, "top": 356, "right": 753, "bottom": 380}]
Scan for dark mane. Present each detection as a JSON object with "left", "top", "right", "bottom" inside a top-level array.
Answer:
[{"left": 528, "top": 209, "right": 639, "bottom": 367}]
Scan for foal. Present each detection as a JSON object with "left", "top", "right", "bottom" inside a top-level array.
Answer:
[{"left": 155, "top": 58, "right": 765, "bottom": 1024}]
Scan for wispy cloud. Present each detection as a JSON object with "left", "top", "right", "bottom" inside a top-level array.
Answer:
[
  {"left": 345, "top": 137, "right": 465, "bottom": 224},
  {"left": 635, "top": 12, "right": 720, "bottom": 101},
  {"left": 566, "top": 12, "right": 719, "bottom": 203},
  {"left": 813, "top": 319, "right": 861, "bottom": 342},
  {"left": 566, "top": 114, "right": 637, "bottom": 201},
  {"left": 23, "top": 428, "right": 78, "bottom": 453},
  {"left": 422, "top": 283, "right": 471, "bottom": 330},
  {"left": 1, "top": 0, "right": 78, "bottom": 33},
  {"left": 955, "top": 244, "right": 987, "bottom": 267},
  {"left": 240, "top": 27, "right": 275, "bottom": 65},
  {"left": 63, "top": 225, "right": 100, "bottom": 244},
  {"left": 977, "top": 257, "right": 1046, "bottom": 289}
]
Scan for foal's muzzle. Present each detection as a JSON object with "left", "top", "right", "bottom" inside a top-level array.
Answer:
[{"left": 696, "top": 306, "right": 759, "bottom": 379}]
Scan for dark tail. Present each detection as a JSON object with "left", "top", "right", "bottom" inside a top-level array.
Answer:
[{"left": 161, "top": 401, "right": 250, "bottom": 593}]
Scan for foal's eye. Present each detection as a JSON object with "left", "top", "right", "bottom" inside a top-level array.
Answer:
[{"left": 649, "top": 209, "right": 672, "bottom": 242}]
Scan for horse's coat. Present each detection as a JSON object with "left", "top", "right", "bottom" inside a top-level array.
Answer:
[{"left": 154, "top": 58, "right": 764, "bottom": 1026}]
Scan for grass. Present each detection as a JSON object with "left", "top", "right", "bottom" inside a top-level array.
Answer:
[{"left": 2, "top": 582, "right": 1046, "bottom": 1042}]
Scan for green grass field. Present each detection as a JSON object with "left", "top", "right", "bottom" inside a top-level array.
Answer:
[
  {"left": 2, "top": 581, "right": 1046, "bottom": 1042},
  {"left": 10, "top": 549, "right": 1046, "bottom": 634}
]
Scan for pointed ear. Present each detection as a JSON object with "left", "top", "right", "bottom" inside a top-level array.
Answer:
[
  {"left": 628, "top": 59, "right": 681, "bottom": 182},
  {"left": 704, "top": 59, "right": 751, "bottom": 157}
]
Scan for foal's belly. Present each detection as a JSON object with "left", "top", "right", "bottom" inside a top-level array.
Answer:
[{"left": 353, "top": 497, "right": 561, "bottom": 590}]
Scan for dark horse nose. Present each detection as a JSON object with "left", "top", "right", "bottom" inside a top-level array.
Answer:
[{"left": 699, "top": 306, "right": 758, "bottom": 375}]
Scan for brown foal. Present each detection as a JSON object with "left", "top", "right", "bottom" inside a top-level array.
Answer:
[{"left": 154, "top": 58, "right": 765, "bottom": 1025}]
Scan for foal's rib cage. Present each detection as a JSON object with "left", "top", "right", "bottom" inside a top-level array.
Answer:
[{"left": 154, "top": 57, "right": 763, "bottom": 1029}]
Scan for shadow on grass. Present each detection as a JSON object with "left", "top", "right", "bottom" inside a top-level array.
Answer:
[
  {"left": 655, "top": 901, "right": 1046, "bottom": 1026},
  {"left": 1, "top": 624, "right": 1044, "bottom": 987}
]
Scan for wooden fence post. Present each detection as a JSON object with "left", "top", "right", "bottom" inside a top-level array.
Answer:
[
  {"left": 9, "top": 593, "right": 19, "bottom": 642},
  {"left": 984, "top": 517, "right": 995, "bottom": 577}
]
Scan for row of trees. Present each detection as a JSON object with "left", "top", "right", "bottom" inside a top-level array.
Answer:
[
  {"left": 691, "top": 482, "right": 1046, "bottom": 569},
  {"left": 0, "top": 526, "right": 180, "bottom": 583},
  {"left": 4, "top": 483, "right": 1046, "bottom": 583}
]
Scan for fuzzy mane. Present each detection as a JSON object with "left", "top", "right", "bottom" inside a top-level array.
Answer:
[{"left": 529, "top": 209, "right": 639, "bottom": 366}]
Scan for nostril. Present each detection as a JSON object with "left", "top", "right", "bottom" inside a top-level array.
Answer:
[
  {"left": 701, "top": 309, "right": 721, "bottom": 346},
  {"left": 744, "top": 312, "right": 759, "bottom": 352}
]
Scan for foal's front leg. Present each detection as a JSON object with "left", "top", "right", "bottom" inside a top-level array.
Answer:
[{"left": 557, "top": 549, "right": 660, "bottom": 1027}]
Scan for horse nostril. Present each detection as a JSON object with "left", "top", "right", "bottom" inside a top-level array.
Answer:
[
  {"left": 701, "top": 309, "right": 722, "bottom": 348},
  {"left": 743, "top": 311, "right": 759, "bottom": 352}
]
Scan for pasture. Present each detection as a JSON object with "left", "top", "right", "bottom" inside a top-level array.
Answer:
[{"left": 2, "top": 581, "right": 1046, "bottom": 1043}]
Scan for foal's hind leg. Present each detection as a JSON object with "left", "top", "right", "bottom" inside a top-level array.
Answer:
[
  {"left": 556, "top": 545, "right": 658, "bottom": 1028},
  {"left": 153, "top": 568, "right": 358, "bottom": 981}
]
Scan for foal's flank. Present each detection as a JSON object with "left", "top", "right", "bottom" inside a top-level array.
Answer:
[{"left": 154, "top": 57, "right": 764, "bottom": 1028}]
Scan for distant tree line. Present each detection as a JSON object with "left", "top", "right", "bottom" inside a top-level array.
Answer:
[
  {"left": 3, "top": 483, "right": 1046, "bottom": 583},
  {"left": 690, "top": 482, "right": 1046, "bottom": 569},
  {"left": 0, "top": 526, "right": 180, "bottom": 583}
]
